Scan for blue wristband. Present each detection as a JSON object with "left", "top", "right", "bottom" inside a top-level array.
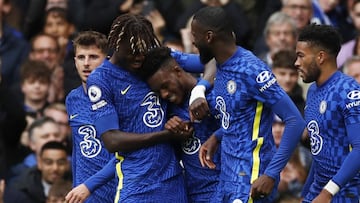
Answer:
[{"left": 197, "top": 79, "right": 211, "bottom": 91}]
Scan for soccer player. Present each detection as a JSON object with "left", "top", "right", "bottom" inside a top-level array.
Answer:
[
  {"left": 296, "top": 24, "right": 360, "bottom": 203},
  {"left": 190, "top": 6, "right": 306, "bottom": 202},
  {"left": 86, "top": 14, "right": 193, "bottom": 202},
  {"left": 140, "top": 46, "right": 221, "bottom": 202},
  {"left": 65, "top": 31, "right": 116, "bottom": 203}
]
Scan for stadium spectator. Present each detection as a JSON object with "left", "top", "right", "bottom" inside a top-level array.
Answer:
[
  {"left": 9, "top": 117, "right": 64, "bottom": 181},
  {"left": 0, "top": 0, "right": 30, "bottom": 90},
  {"left": 4, "top": 141, "right": 70, "bottom": 203},
  {"left": 46, "top": 179, "right": 72, "bottom": 203},
  {"left": 342, "top": 55, "right": 360, "bottom": 83},
  {"left": 258, "top": 11, "right": 298, "bottom": 66},
  {"left": 29, "top": 33, "right": 65, "bottom": 103}
]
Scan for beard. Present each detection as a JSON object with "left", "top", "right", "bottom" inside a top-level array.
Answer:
[
  {"left": 302, "top": 59, "right": 321, "bottom": 83},
  {"left": 198, "top": 46, "right": 214, "bottom": 64}
]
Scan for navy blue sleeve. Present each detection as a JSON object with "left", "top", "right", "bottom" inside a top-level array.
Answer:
[
  {"left": 332, "top": 123, "right": 360, "bottom": 187},
  {"left": 264, "top": 94, "right": 306, "bottom": 179},
  {"left": 84, "top": 157, "right": 116, "bottom": 192},
  {"left": 171, "top": 50, "right": 204, "bottom": 73}
]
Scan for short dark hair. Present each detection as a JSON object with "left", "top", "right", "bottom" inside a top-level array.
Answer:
[
  {"left": 45, "top": 7, "right": 69, "bottom": 22},
  {"left": 193, "top": 6, "right": 234, "bottom": 39},
  {"left": 73, "top": 31, "right": 108, "bottom": 54},
  {"left": 30, "top": 33, "right": 59, "bottom": 51},
  {"left": 140, "top": 46, "right": 173, "bottom": 80},
  {"left": 40, "top": 141, "right": 68, "bottom": 156},
  {"left": 272, "top": 49, "right": 297, "bottom": 70},
  {"left": 28, "top": 116, "right": 57, "bottom": 140},
  {"left": 20, "top": 60, "right": 52, "bottom": 84},
  {"left": 298, "top": 24, "right": 341, "bottom": 56}
]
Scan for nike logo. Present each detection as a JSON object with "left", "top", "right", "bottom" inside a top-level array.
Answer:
[
  {"left": 70, "top": 114, "right": 79, "bottom": 120},
  {"left": 121, "top": 85, "right": 131, "bottom": 95}
]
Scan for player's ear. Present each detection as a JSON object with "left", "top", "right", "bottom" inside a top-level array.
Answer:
[
  {"left": 317, "top": 51, "right": 326, "bottom": 65},
  {"left": 173, "top": 65, "right": 183, "bottom": 76},
  {"left": 206, "top": 30, "right": 214, "bottom": 43},
  {"left": 173, "top": 65, "right": 182, "bottom": 72}
]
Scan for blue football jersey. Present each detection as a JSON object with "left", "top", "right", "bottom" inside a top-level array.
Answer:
[
  {"left": 66, "top": 86, "right": 116, "bottom": 203},
  {"left": 86, "top": 60, "right": 183, "bottom": 201},
  {"left": 168, "top": 89, "right": 220, "bottom": 202},
  {"left": 212, "top": 47, "right": 285, "bottom": 201},
  {"left": 303, "top": 71, "right": 360, "bottom": 202}
]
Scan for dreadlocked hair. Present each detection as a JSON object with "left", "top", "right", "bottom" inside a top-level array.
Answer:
[{"left": 108, "top": 13, "right": 161, "bottom": 54}]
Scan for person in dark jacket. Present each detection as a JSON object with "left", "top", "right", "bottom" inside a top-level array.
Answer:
[
  {"left": 4, "top": 141, "right": 70, "bottom": 203},
  {"left": 0, "top": 0, "right": 30, "bottom": 90},
  {"left": 0, "top": 81, "right": 27, "bottom": 179}
]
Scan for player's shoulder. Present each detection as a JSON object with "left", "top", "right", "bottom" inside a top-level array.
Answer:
[
  {"left": 87, "top": 62, "right": 115, "bottom": 87},
  {"left": 65, "top": 86, "right": 84, "bottom": 105},
  {"left": 229, "top": 47, "right": 270, "bottom": 75},
  {"left": 329, "top": 73, "right": 360, "bottom": 109},
  {"left": 89, "top": 61, "right": 111, "bottom": 76},
  {"left": 335, "top": 73, "right": 360, "bottom": 94}
]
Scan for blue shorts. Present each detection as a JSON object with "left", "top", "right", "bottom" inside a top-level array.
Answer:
[
  {"left": 116, "top": 174, "right": 187, "bottom": 203},
  {"left": 212, "top": 180, "right": 277, "bottom": 203}
]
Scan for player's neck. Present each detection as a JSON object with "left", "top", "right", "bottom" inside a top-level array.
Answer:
[
  {"left": 214, "top": 43, "right": 237, "bottom": 64},
  {"left": 316, "top": 64, "right": 338, "bottom": 86},
  {"left": 82, "top": 83, "right": 87, "bottom": 93}
]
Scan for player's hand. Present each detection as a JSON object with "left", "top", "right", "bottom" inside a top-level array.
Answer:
[
  {"left": 145, "top": 9, "right": 165, "bottom": 33},
  {"left": 199, "top": 134, "right": 218, "bottom": 169},
  {"left": 189, "top": 98, "right": 210, "bottom": 122},
  {"left": 165, "top": 116, "right": 194, "bottom": 141},
  {"left": 250, "top": 174, "right": 275, "bottom": 200},
  {"left": 311, "top": 189, "right": 332, "bottom": 203},
  {"left": 65, "top": 184, "right": 90, "bottom": 203},
  {"left": 165, "top": 116, "right": 187, "bottom": 133}
]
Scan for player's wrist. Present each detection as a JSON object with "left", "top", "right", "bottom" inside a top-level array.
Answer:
[
  {"left": 197, "top": 79, "right": 211, "bottom": 90},
  {"left": 323, "top": 180, "right": 339, "bottom": 196},
  {"left": 189, "top": 85, "right": 206, "bottom": 105}
]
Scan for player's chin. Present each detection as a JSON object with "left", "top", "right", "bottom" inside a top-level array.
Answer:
[{"left": 83, "top": 73, "right": 90, "bottom": 79}]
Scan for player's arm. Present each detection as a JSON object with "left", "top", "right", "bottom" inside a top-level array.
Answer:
[
  {"left": 90, "top": 101, "right": 193, "bottom": 153},
  {"left": 171, "top": 50, "right": 204, "bottom": 73},
  {"left": 315, "top": 123, "right": 360, "bottom": 201},
  {"left": 250, "top": 94, "right": 306, "bottom": 199},
  {"left": 102, "top": 128, "right": 193, "bottom": 153},
  {"left": 188, "top": 59, "right": 216, "bottom": 121},
  {"left": 65, "top": 157, "right": 116, "bottom": 203},
  {"left": 199, "top": 128, "right": 222, "bottom": 169},
  {"left": 99, "top": 112, "right": 193, "bottom": 153}
]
